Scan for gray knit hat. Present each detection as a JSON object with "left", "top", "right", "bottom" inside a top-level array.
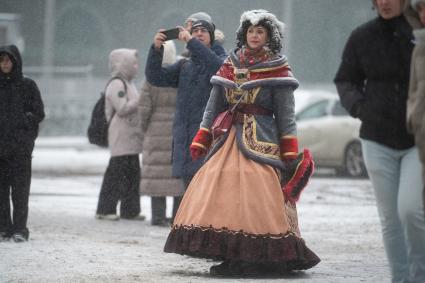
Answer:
[
  {"left": 185, "top": 12, "right": 212, "bottom": 25},
  {"left": 411, "top": 0, "right": 425, "bottom": 11}
]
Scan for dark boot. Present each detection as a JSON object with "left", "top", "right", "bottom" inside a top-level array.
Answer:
[
  {"left": 209, "top": 260, "right": 232, "bottom": 276},
  {"left": 209, "top": 260, "right": 245, "bottom": 277}
]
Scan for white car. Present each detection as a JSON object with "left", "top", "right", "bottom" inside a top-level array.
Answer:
[{"left": 294, "top": 90, "right": 367, "bottom": 178}]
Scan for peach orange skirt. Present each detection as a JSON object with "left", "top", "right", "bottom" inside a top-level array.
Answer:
[{"left": 164, "top": 127, "right": 319, "bottom": 270}]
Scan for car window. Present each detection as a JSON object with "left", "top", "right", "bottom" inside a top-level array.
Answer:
[
  {"left": 296, "top": 100, "right": 329, "bottom": 121},
  {"left": 331, "top": 101, "right": 349, "bottom": 116}
]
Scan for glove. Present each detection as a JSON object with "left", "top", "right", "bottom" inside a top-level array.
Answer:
[
  {"left": 190, "top": 128, "right": 212, "bottom": 161},
  {"left": 280, "top": 136, "right": 314, "bottom": 203}
]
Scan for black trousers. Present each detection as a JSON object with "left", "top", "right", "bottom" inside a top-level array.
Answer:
[
  {"left": 151, "top": 196, "right": 166, "bottom": 224},
  {"left": 96, "top": 155, "right": 141, "bottom": 218},
  {"left": 0, "top": 154, "right": 32, "bottom": 239},
  {"left": 151, "top": 195, "right": 183, "bottom": 224}
]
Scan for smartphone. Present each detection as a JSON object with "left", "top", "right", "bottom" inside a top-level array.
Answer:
[{"left": 161, "top": 28, "right": 180, "bottom": 41}]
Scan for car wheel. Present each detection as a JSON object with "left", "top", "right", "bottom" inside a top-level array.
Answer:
[{"left": 343, "top": 141, "right": 367, "bottom": 178}]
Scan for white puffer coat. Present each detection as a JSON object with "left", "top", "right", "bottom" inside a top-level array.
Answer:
[{"left": 105, "top": 48, "right": 144, "bottom": 157}]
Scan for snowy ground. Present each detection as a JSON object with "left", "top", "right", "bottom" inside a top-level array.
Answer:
[{"left": 0, "top": 137, "right": 390, "bottom": 283}]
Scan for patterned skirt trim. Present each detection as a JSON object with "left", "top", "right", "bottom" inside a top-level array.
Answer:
[{"left": 164, "top": 224, "right": 320, "bottom": 271}]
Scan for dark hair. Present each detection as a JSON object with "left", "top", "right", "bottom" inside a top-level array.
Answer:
[{"left": 236, "top": 18, "right": 282, "bottom": 54}]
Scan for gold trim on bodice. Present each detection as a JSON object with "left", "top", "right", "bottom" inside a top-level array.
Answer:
[
  {"left": 242, "top": 114, "right": 280, "bottom": 160},
  {"left": 225, "top": 87, "right": 260, "bottom": 104}
]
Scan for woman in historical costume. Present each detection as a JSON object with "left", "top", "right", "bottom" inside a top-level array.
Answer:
[{"left": 163, "top": 9, "right": 320, "bottom": 276}]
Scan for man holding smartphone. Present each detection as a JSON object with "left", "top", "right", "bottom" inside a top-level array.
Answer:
[{"left": 145, "top": 15, "right": 226, "bottom": 220}]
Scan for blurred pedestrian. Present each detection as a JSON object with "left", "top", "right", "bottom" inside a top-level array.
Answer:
[
  {"left": 145, "top": 14, "right": 227, "bottom": 213},
  {"left": 334, "top": 0, "right": 425, "bottom": 282},
  {"left": 139, "top": 41, "right": 184, "bottom": 226},
  {"left": 163, "top": 9, "right": 319, "bottom": 276},
  {"left": 95, "top": 48, "right": 145, "bottom": 221},
  {"left": 406, "top": 0, "right": 425, "bottom": 217},
  {"left": 0, "top": 44, "right": 45, "bottom": 242}
]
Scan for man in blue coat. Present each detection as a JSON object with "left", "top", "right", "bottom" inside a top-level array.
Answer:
[{"left": 145, "top": 14, "right": 226, "bottom": 218}]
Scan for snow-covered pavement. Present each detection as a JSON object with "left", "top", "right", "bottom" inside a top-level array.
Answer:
[{"left": 0, "top": 137, "right": 390, "bottom": 282}]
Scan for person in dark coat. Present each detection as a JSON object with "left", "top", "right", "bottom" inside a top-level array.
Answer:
[
  {"left": 334, "top": 0, "right": 425, "bottom": 282},
  {"left": 0, "top": 44, "right": 45, "bottom": 242},
  {"left": 145, "top": 16, "right": 227, "bottom": 212}
]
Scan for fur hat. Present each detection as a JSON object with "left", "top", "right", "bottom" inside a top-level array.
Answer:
[
  {"left": 236, "top": 9, "right": 285, "bottom": 54},
  {"left": 411, "top": 0, "right": 425, "bottom": 10},
  {"left": 191, "top": 19, "right": 215, "bottom": 43}
]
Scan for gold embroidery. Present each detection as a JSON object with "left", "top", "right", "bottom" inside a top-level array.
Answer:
[
  {"left": 171, "top": 224, "right": 300, "bottom": 240},
  {"left": 225, "top": 88, "right": 260, "bottom": 104},
  {"left": 242, "top": 115, "right": 280, "bottom": 159},
  {"left": 284, "top": 201, "right": 301, "bottom": 237},
  {"left": 234, "top": 68, "right": 250, "bottom": 85},
  {"left": 192, "top": 142, "right": 207, "bottom": 150},
  {"left": 250, "top": 62, "right": 289, "bottom": 73}
]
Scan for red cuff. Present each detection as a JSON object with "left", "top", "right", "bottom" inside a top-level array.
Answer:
[
  {"left": 280, "top": 135, "right": 298, "bottom": 160},
  {"left": 191, "top": 128, "right": 212, "bottom": 151}
]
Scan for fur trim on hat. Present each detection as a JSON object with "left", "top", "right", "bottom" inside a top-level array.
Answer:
[
  {"left": 238, "top": 9, "right": 285, "bottom": 36},
  {"left": 236, "top": 9, "right": 285, "bottom": 54}
]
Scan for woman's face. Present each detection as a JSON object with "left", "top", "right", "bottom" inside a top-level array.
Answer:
[
  {"left": 0, "top": 54, "right": 13, "bottom": 74},
  {"left": 375, "top": 0, "right": 402, "bottom": 19},
  {"left": 246, "top": 25, "right": 269, "bottom": 50}
]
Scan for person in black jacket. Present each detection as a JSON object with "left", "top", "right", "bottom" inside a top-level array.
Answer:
[
  {"left": 0, "top": 45, "right": 45, "bottom": 242},
  {"left": 334, "top": 0, "right": 425, "bottom": 282}
]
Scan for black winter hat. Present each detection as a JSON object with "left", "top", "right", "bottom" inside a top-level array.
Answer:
[{"left": 191, "top": 19, "right": 215, "bottom": 43}]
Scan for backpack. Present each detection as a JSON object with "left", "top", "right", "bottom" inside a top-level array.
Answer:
[{"left": 87, "top": 77, "right": 127, "bottom": 147}]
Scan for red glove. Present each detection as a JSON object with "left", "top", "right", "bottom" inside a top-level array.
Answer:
[
  {"left": 280, "top": 135, "right": 299, "bottom": 162},
  {"left": 280, "top": 135, "right": 315, "bottom": 203},
  {"left": 190, "top": 128, "right": 212, "bottom": 161}
]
